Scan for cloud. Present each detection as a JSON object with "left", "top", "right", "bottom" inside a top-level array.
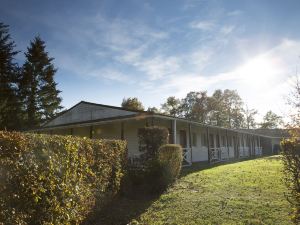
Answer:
[
  {"left": 189, "top": 20, "right": 215, "bottom": 31},
  {"left": 148, "top": 39, "right": 300, "bottom": 119},
  {"left": 227, "top": 10, "right": 243, "bottom": 16},
  {"left": 220, "top": 25, "right": 235, "bottom": 35}
]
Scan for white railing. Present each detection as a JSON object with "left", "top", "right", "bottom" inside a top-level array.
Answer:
[
  {"left": 239, "top": 147, "right": 244, "bottom": 158},
  {"left": 220, "top": 147, "right": 229, "bottom": 161},
  {"left": 255, "top": 147, "right": 262, "bottom": 156},
  {"left": 182, "top": 147, "right": 192, "bottom": 166},
  {"left": 244, "top": 147, "right": 249, "bottom": 157},
  {"left": 210, "top": 147, "right": 220, "bottom": 162}
]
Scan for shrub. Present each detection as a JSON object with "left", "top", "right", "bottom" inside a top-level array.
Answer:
[
  {"left": 281, "top": 137, "right": 300, "bottom": 224},
  {"left": 0, "top": 131, "right": 127, "bottom": 225},
  {"left": 157, "top": 144, "right": 183, "bottom": 187},
  {"left": 138, "top": 126, "right": 169, "bottom": 160}
]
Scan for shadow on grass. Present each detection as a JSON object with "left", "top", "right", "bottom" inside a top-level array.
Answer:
[
  {"left": 84, "top": 155, "right": 277, "bottom": 225},
  {"left": 83, "top": 191, "right": 160, "bottom": 225}
]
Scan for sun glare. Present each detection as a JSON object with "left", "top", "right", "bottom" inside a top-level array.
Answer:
[{"left": 236, "top": 56, "right": 281, "bottom": 85}]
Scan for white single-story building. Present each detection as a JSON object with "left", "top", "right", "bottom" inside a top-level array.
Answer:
[{"left": 36, "top": 101, "right": 278, "bottom": 165}]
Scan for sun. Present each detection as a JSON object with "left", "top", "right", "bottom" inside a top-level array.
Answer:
[{"left": 236, "top": 55, "right": 280, "bottom": 84}]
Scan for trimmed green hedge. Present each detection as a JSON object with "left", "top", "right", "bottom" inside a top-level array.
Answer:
[
  {"left": 281, "top": 137, "right": 300, "bottom": 224},
  {"left": 138, "top": 126, "right": 169, "bottom": 160},
  {"left": 158, "top": 144, "right": 183, "bottom": 187},
  {"left": 0, "top": 131, "right": 127, "bottom": 224}
]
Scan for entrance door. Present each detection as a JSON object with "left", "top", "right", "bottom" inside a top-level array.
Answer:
[{"left": 179, "top": 130, "right": 187, "bottom": 148}]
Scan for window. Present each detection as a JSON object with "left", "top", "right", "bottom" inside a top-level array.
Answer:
[
  {"left": 192, "top": 132, "right": 197, "bottom": 147},
  {"left": 202, "top": 133, "right": 207, "bottom": 147}
]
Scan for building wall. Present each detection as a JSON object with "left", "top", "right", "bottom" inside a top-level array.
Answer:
[{"left": 41, "top": 117, "right": 270, "bottom": 162}]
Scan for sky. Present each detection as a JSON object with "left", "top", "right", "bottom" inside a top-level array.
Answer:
[{"left": 1, "top": 0, "right": 300, "bottom": 121}]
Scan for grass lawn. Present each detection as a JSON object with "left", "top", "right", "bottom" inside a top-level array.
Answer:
[{"left": 92, "top": 156, "right": 292, "bottom": 225}]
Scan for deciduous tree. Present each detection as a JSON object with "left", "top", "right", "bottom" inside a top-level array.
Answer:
[
  {"left": 260, "top": 111, "right": 283, "bottom": 129},
  {"left": 121, "top": 97, "right": 144, "bottom": 111}
]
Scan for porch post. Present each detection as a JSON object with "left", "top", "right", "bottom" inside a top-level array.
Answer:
[
  {"left": 189, "top": 123, "right": 193, "bottom": 163},
  {"left": 173, "top": 119, "right": 177, "bottom": 144},
  {"left": 226, "top": 130, "right": 230, "bottom": 158},
  {"left": 207, "top": 126, "right": 210, "bottom": 163},
  {"left": 89, "top": 126, "right": 93, "bottom": 139},
  {"left": 121, "top": 122, "right": 124, "bottom": 140}
]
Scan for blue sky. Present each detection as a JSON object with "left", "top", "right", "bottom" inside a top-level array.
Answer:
[{"left": 1, "top": 0, "right": 300, "bottom": 121}]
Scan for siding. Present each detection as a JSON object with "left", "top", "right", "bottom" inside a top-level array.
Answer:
[{"left": 45, "top": 102, "right": 137, "bottom": 127}]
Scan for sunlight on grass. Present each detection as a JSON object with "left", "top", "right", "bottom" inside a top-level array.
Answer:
[{"left": 135, "top": 156, "right": 291, "bottom": 225}]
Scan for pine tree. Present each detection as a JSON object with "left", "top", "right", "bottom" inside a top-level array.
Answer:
[
  {"left": 20, "top": 36, "right": 62, "bottom": 128},
  {"left": 0, "top": 22, "right": 21, "bottom": 130}
]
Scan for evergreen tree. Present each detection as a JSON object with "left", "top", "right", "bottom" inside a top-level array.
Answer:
[
  {"left": 20, "top": 36, "right": 62, "bottom": 128},
  {"left": 0, "top": 22, "right": 21, "bottom": 130}
]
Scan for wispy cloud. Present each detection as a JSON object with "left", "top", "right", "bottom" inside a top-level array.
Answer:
[
  {"left": 220, "top": 25, "right": 235, "bottom": 35},
  {"left": 227, "top": 10, "right": 243, "bottom": 16},
  {"left": 189, "top": 20, "right": 215, "bottom": 31}
]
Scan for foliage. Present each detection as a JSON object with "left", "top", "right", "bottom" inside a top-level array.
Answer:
[
  {"left": 0, "top": 22, "right": 21, "bottom": 131},
  {"left": 0, "top": 131, "right": 127, "bottom": 224},
  {"left": 147, "top": 107, "right": 159, "bottom": 113},
  {"left": 121, "top": 97, "right": 145, "bottom": 111},
  {"left": 244, "top": 105, "right": 258, "bottom": 129},
  {"left": 19, "top": 36, "right": 62, "bottom": 129},
  {"left": 138, "top": 126, "right": 169, "bottom": 160},
  {"left": 157, "top": 144, "right": 183, "bottom": 188},
  {"left": 161, "top": 96, "right": 181, "bottom": 117},
  {"left": 281, "top": 138, "right": 300, "bottom": 224},
  {"left": 260, "top": 110, "right": 283, "bottom": 129},
  {"left": 160, "top": 89, "right": 248, "bottom": 129}
]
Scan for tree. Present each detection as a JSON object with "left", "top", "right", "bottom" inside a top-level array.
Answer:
[
  {"left": 20, "top": 36, "right": 62, "bottom": 128},
  {"left": 207, "top": 90, "right": 227, "bottom": 127},
  {"left": 260, "top": 111, "right": 283, "bottom": 129},
  {"left": 161, "top": 96, "right": 181, "bottom": 117},
  {"left": 180, "top": 91, "right": 209, "bottom": 123},
  {"left": 0, "top": 22, "right": 21, "bottom": 130},
  {"left": 121, "top": 97, "right": 144, "bottom": 111},
  {"left": 243, "top": 105, "right": 258, "bottom": 129},
  {"left": 147, "top": 107, "right": 159, "bottom": 113}
]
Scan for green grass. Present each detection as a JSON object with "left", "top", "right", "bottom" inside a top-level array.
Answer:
[{"left": 92, "top": 156, "right": 292, "bottom": 225}]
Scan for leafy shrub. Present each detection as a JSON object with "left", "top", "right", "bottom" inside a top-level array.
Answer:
[
  {"left": 281, "top": 137, "right": 300, "bottom": 224},
  {"left": 138, "top": 126, "right": 169, "bottom": 160},
  {"left": 157, "top": 144, "right": 183, "bottom": 187},
  {"left": 0, "top": 131, "right": 127, "bottom": 224}
]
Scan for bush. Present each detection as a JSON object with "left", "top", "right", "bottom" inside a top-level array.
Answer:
[
  {"left": 157, "top": 144, "right": 183, "bottom": 187},
  {"left": 0, "top": 131, "right": 127, "bottom": 225},
  {"left": 281, "top": 137, "right": 300, "bottom": 224},
  {"left": 138, "top": 126, "right": 169, "bottom": 160}
]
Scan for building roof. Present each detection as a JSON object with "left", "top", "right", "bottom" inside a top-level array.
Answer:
[
  {"left": 238, "top": 128, "right": 291, "bottom": 138},
  {"left": 39, "top": 101, "right": 277, "bottom": 138}
]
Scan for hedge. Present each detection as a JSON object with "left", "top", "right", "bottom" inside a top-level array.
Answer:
[
  {"left": 280, "top": 138, "right": 300, "bottom": 224},
  {"left": 138, "top": 126, "right": 169, "bottom": 160},
  {"left": 281, "top": 137, "right": 300, "bottom": 224},
  {"left": 0, "top": 131, "right": 127, "bottom": 224},
  {"left": 157, "top": 144, "right": 183, "bottom": 187}
]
